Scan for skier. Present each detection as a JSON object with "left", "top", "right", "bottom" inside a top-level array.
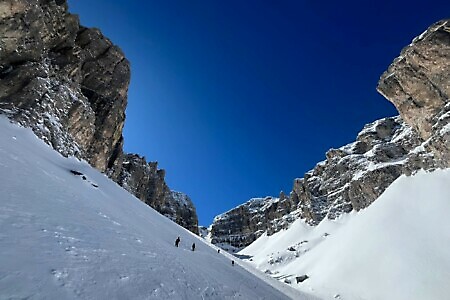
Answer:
[
  {"left": 217, "top": 249, "right": 220, "bottom": 253},
  {"left": 232, "top": 260, "right": 235, "bottom": 266},
  {"left": 191, "top": 242, "right": 196, "bottom": 251},
  {"left": 175, "top": 236, "right": 180, "bottom": 247}
]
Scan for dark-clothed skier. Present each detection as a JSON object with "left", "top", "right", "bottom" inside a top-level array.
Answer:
[
  {"left": 175, "top": 236, "right": 180, "bottom": 247},
  {"left": 191, "top": 242, "right": 196, "bottom": 251}
]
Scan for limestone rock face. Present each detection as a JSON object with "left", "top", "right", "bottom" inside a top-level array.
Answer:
[
  {"left": 211, "top": 195, "right": 297, "bottom": 251},
  {"left": 292, "top": 117, "right": 437, "bottom": 224},
  {"left": 170, "top": 191, "right": 199, "bottom": 234},
  {"left": 0, "top": 0, "right": 198, "bottom": 233},
  {"left": 0, "top": 0, "right": 128, "bottom": 172},
  {"left": 210, "top": 19, "right": 449, "bottom": 250},
  {"left": 117, "top": 154, "right": 199, "bottom": 234},
  {"left": 211, "top": 117, "right": 437, "bottom": 249},
  {"left": 377, "top": 19, "right": 450, "bottom": 168}
]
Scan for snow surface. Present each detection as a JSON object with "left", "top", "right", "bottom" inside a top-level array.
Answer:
[
  {"left": 240, "top": 168, "right": 450, "bottom": 300},
  {"left": 0, "top": 116, "right": 316, "bottom": 300}
]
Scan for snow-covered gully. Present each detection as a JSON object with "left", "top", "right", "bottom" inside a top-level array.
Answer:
[{"left": 0, "top": 116, "right": 316, "bottom": 299}]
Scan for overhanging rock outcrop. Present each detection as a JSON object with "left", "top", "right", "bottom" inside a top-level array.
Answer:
[{"left": 377, "top": 19, "right": 450, "bottom": 168}]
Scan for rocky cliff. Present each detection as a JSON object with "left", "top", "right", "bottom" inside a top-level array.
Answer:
[
  {"left": 117, "top": 154, "right": 198, "bottom": 233},
  {"left": 211, "top": 195, "right": 296, "bottom": 251},
  {"left": 377, "top": 19, "right": 450, "bottom": 168},
  {"left": 0, "top": 0, "right": 198, "bottom": 233},
  {"left": 0, "top": 0, "right": 127, "bottom": 172},
  {"left": 210, "top": 19, "right": 449, "bottom": 250},
  {"left": 211, "top": 117, "right": 436, "bottom": 249}
]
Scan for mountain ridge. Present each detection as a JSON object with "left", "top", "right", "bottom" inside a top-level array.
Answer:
[{"left": 209, "top": 19, "right": 450, "bottom": 250}]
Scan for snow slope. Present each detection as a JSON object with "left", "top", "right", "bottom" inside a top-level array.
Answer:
[
  {"left": 0, "top": 116, "right": 316, "bottom": 300},
  {"left": 240, "top": 168, "right": 450, "bottom": 300}
]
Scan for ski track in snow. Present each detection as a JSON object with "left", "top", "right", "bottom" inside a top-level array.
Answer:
[{"left": 0, "top": 116, "right": 317, "bottom": 299}]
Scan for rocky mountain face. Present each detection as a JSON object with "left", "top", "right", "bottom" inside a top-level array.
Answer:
[
  {"left": 117, "top": 154, "right": 198, "bottom": 233},
  {"left": 211, "top": 195, "right": 297, "bottom": 251},
  {"left": 210, "top": 19, "right": 449, "bottom": 250},
  {"left": 0, "top": 1, "right": 128, "bottom": 174},
  {"left": 377, "top": 19, "right": 450, "bottom": 169},
  {"left": 0, "top": 0, "right": 198, "bottom": 233},
  {"left": 211, "top": 117, "right": 435, "bottom": 249}
]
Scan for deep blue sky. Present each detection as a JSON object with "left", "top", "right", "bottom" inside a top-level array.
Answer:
[{"left": 68, "top": 0, "right": 449, "bottom": 226}]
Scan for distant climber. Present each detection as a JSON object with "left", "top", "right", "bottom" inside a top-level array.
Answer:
[
  {"left": 232, "top": 260, "right": 235, "bottom": 266},
  {"left": 175, "top": 236, "right": 180, "bottom": 247},
  {"left": 191, "top": 242, "right": 196, "bottom": 251},
  {"left": 217, "top": 249, "right": 220, "bottom": 253}
]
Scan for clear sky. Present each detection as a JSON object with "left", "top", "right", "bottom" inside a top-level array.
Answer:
[{"left": 67, "top": 0, "right": 449, "bottom": 226}]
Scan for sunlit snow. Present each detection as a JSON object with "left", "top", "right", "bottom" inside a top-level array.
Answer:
[
  {"left": 240, "top": 167, "right": 450, "bottom": 300},
  {"left": 0, "top": 116, "right": 315, "bottom": 300}
]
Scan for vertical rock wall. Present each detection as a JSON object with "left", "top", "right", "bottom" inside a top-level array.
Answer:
[{"left": 377, "top": 19, "right": 450, "bottom": 168}]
